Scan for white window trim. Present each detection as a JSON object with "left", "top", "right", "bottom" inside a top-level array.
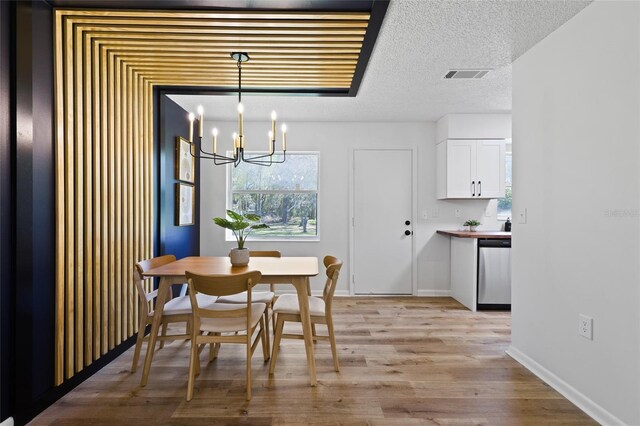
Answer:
[
  {"left": 497, "top": 148, "right": 512, "bottom": 220},
  {"left": 225, "top": 151, "right": 320, "bottom": 242}
]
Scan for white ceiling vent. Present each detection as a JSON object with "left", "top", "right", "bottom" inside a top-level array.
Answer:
[{"left": 444, "top": 69, "right": 491, "bottom": 79}]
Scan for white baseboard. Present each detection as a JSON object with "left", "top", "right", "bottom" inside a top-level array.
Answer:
[
  {"left": 506, "top": 346, "right": 625, "bottom": 426},
  {"left": 417, "top": 289, "right": 451, "bottom": 297}
]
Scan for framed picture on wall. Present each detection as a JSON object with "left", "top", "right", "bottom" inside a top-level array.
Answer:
[
  {"left": 175, "top": 183, "right": 195, "bottom": 226},
  {"left": 176, "top": 136, "right": 195, "bottom": 183}
]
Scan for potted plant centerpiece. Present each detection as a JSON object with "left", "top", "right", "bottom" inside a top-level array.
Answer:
[
  {"left": 464, "top": 219, "right": 481, "bottom": 232},
  {"left": 213, "top": 210, "right": 269, "bottom": 266}
]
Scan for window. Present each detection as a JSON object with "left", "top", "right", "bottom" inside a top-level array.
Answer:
[
  {"left": 228, "top": 152, "right": 319, "bottom": 240},
  {"left": 497, "top": 143, "right": 512, "bottom": 219}
]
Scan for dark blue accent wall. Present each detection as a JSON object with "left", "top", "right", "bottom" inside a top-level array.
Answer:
[{"left": 155, "top": 92, "right": 200, "bottom": 260}]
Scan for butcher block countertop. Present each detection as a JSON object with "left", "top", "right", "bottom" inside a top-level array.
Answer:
[{"left": 437, "top": 230, "right": 512, "bottom": 239}]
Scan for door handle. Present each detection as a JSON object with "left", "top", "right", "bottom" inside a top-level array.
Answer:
[
  {"left": 405, "top": 220, "right": 411, "bottom": 226},
  {"left": 471, "top": 181, "right": 475, "bottom": 197},
  {"left": 478, "top": 180, "right": 482, "bottom": 197},
  {"left": 404, "top": 230, "right": 412, "bottom": 236}
]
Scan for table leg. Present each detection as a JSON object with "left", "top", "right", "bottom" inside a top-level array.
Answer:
[
  {"left": 294, "top": 276, "right": 317, "bottom": 386},
  {"left": 140, "top": 276, "right": 169, "bottom": 386}
]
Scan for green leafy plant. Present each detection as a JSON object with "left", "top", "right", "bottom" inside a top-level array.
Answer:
[
  {"left": 213, "top": 210, "right": 269, "bottom": 249},
  {"left": 463, "top": 219, "right": 481, "bottom": 227}
]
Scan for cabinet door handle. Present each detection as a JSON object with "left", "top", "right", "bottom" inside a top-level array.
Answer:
[
  {"left": 478, "top": 181, "right": 482, "bottom": 197},
  {"left": 471, "top": 181, "right": 475, "bottom": 197}
]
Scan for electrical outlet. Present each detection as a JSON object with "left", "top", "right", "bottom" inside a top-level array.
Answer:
[
  {"left": 578, "top": 314, "right": 593, "bottom": 340},
  {"left": 421, "top": 210, "right": 429, "bottom": 220},
  {"left": 518, "top": 208, "right": 527, "bottom": 224},
  {"left": 455, "top": 208, "right": 461, "bottom": 218},
  {"left": 432, "top": 208, "right": 440, "bottom": 218}
]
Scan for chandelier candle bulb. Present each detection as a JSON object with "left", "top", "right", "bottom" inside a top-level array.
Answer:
[
  {"left": 271, "top": 110, "right": 277, "bottom": 141},
  {"left": 281, "top": 123, "right": 287, "bottom": 151},
  {"left": 268, "top": 131, "right": 273, "bottom": 149},
  {"left": 197, "top": 105, "right": 204, "bottom": 138},
  {"left": 212, "top": 128, "right": 218, "bottom": 154},
  {"left": 233, "top": 132, "right": 238, "bottom": 150},
  {"left": 188, "top": 112, "right": 195, "bottom": 142}
]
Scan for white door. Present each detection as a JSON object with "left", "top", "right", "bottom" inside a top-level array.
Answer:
[
  {"left": 447, "top": 140, "right": 476, "bottom": 198},
  {"left": 476, "top": 139, "right": 506, "bottom": 198},
  {"left": 353, "top": 149, "right": 413, "bottom": 295}
]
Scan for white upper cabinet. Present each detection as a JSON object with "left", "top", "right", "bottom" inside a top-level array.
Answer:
[{"left": 437, "top": 139, "right": 505, "bottom": 199}]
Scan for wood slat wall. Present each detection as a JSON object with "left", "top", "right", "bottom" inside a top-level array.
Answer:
[{"left": 53, "top": 8, "right": 371, "bottom": 385}]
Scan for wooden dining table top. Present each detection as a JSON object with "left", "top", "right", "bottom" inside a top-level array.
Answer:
[{"left": 143, "top": 256, "right": 320, "bottom": 278}]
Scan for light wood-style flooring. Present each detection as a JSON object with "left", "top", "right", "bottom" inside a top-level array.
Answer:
[{"left": 30, "top": 297, "right": 595, "bottom": 425}]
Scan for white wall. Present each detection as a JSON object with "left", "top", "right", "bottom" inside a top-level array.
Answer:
[
  {"left": 510, "top": 2, "right": 640, "bottom": 424},
  {"left": 200, "top": 121, "right": 503, "bottom": 295}
]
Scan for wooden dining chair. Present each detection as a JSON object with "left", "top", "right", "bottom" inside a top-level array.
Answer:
[
  {"left": 131, "top": 255, "right": 216, "bottom": 373},
  {"left": 269, "top": 255, "right": 343, "bottom": 375},
  {"left": 218, "top": 250, "right": 279, "bottom": 349},
  {"left": 185, "top": 270, "right": 269, "bottom": 401}
]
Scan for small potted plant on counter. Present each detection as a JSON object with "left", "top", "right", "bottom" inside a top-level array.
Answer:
[
  {"left": 463, "top": 219, "right": 481, "bottom": 232},
  {"left": 213, "top": 210, "right": 269, "bottom": 266}
]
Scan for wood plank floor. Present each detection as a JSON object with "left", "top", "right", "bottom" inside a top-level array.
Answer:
[{"left": 30, "top": 297, "right": 595, "bottom": 425}]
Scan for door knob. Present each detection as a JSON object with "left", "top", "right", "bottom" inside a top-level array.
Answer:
[
  {"left": 405, "top": 220, "right": 411, "bottom": 226},
  {"left": 404, "top": 230, "right": 412, "bottom": 236}
]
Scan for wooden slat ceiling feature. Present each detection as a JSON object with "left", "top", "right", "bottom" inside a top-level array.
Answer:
[{"left": 58, "top": 9, "right": 372, "bottom": 90}]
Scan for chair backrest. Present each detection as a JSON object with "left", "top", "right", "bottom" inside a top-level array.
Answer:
[
  {"left": 321, "top": 256, "right": 343, "bottom": 312},
  {"left": 226, "top": 250, "right": 282, "bottom": 258},
  {"left": 249, "top": 250, "right": 281, "bottom": 258},
  {"left": 134, "top": 255, "right": 177, "bottom": 316},
  {"left": 186, "top": 271, "right": 262, "bottom": 324}
]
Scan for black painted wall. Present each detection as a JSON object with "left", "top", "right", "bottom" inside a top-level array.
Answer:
[
  {"left": 156, "top": 93, "right": 201, "bottom": 260},
  {"left": 12, "top": 0, "right": 56, "bottom": 422},
  {"left": 1, "top": 0, "right": 15, "bottom": 422}
]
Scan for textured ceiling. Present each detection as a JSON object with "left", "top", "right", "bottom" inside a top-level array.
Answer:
[{"left": 171, "top": 0, "right": 592, "bottom": 122}]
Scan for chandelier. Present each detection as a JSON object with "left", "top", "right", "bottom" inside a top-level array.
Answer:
[{"left": 186, "top": 52, "right": 287, "bottom": 167}]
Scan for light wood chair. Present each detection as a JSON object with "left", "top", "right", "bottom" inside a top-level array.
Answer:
[
  {"left": 218, "top": 250, "right": 280, "bottom": 350},
  {"left": 269, "top": 255, "right": 343, "bottom": 375},
  {"left": 185, "top": 270, "right": 269, "bottom": 401},
  {"left": 131, "top": 255, "right": 216, "bottom": 373}
]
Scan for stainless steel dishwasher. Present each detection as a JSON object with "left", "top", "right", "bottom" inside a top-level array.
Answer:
[{"left": 477, "top": 238, "right": 511, "bottom": 310}]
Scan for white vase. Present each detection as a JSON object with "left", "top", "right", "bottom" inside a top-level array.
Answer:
[
  {"left": 469, "top": 225, "right": 478, "bottom": 232},
  {"left": 230, "top": 248, "right": 250, "bottom": 266}
]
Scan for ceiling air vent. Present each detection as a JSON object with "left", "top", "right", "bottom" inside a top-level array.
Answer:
[{"left": 444, "top": 69, "right": 491, "bottom": 79}]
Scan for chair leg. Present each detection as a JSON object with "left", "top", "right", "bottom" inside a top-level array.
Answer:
[
  {"left": 271, "top": 301, "right": 276, "bottom": 331},
  {"left": 327, "top": 316, "right": 340, "bottom": 372},
  {"left": 159, "top": 322, "right": 168, "bottom": 349},
  {"left": 269, "top": 315, "right": 285, "bottom": 375},
  {"left": 263, "top": 312, "right": 271, "bottom": 362},
  {"left": 246, "top": 336, "right": 252, "bottom": 401},
  {"left": 131, "top": 318, "right": 147, "bottom": 373},
  {"left": 186, "top": 338, "right": 198, "bottom": 401},
  {"left": 260, "top": 317, "right": 269, "bottom": 362}
]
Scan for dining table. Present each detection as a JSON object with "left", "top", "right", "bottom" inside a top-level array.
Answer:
[{"left": 139, "top": 256, "right": 320, "bottom": 386}]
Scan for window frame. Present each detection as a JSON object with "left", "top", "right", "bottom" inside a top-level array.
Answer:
[
  {"left": 225, "top": 151, "right": 321, "bottom": 242},
  {"left": 497, "top": 142, "right": 512, "bottom": 221}
]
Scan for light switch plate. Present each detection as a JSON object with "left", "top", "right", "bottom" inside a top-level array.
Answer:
[
  {"left": 421, "top": 210, "right": 429, "bottom": 220},
  {"left": 518, "top": 208, "right": 527, "bottom": 224},
  {"left": 455, "top": 208, "right": 461, "bottom": 218}
]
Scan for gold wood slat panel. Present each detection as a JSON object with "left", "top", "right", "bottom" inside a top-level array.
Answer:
[{"left": 54, "top": 7, "right": 371, "bottom": 384}]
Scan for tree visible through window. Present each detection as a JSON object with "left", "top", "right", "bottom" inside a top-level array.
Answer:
[
  {"left": 497, "top": 144, "right": 512, "bottom": 219},
  {"left": 228, "top": 153, "right": 319, "bottom": 239}
]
